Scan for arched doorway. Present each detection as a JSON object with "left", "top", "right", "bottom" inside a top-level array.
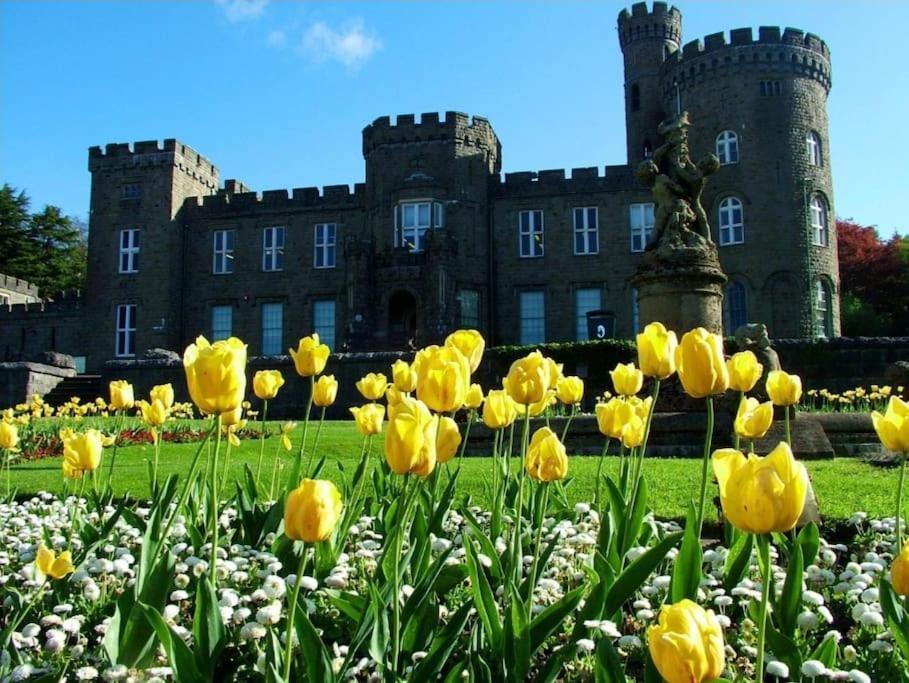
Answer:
[{"left": 388, "top": 290, "right": 417, "bottom": 347}]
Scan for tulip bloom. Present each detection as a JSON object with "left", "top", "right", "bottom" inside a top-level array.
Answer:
[
  {"left": 504, "top": 351, "right": 552, "bottom": 406},
  {"left": 647, "top": 599, "right": 725, "bottom": 683},
  {"left": 61, "top": 428, "right": 108, "bottom": 479},
  {"left": 436, "top": 416, "right": 462, "bottom": 464},
  {"left": 524, "top": 427, "right": 568, "bottom": 482},
  {"left": 414, "top": 345, "right": 471, "bottom": 413},
  {"left": 483, "top": 389, "right": 518, "bottom": 429},
  {"left": 621, "top": 414, "right": 646, "bottom": 449},
  {"left": 109, "top": 380, "right": 135, "bottom": 411},
  {"left": 734, "top": 397, "right": 773, "bottom": 441},
  {"left": 445, "top": 329, "right": 485, "bottom": 373},
  {"left": 350, "top": 404, "right": 385, "bottom": 436},
  {"left": 0, "top": 421, "right": 19, "bottom": 451},
  {"left": 871, "top": 396, "right": 909, "bottom": 453},
  {"left": 675, "top": 328, "right": 729, "bottom": 399},
  {"left": 391, "top": 359, "right": 417, "bottom": 393},
  {"left": 766, "top": 370, "right": 803, "bottom": 407},
  {"left": 35, "top": 543, "right": 75, "bottom": 581},
  {"left": 892, "top": 542, "right": 909, "bottom": 596},
  {"left": 384, "top": 396, "right": 439, "bottom": 477},
  {"left": 712, "top": 442, "right": 808, "bottom": 534},
  {"left": 313, "top": 375, "right": 339, "bottom": 408},
  {"left": 150, "top": 383, "right": 175, "bottom": 409},
  {"left": 527, "top": 390, "right": 557, "bottom": 417},
  {"left": 253, "top": 370, "right": 285, "bottom": 400},
  {"left": 289, "top": 334, "right": 330, "bottom": 377},
  {"left": 727, "top": 351, "right": 763, "bottom": 393},
  {"left": 356, "top": 372, "right": 388, "bottom": 401},
  {"left": 137, "top": 398, "right": 169, "bottom": 427},
  {"left": 464, "top": 383, "right": 484, "bottom": 410},
  {"left": 386, "top": 385, "right": 405, "bottom": 412},
  {"left": 637, "top": 322, "right": 678, "bottom": 379},
  {"left": 556, "top": 376, "right": 584, "bottom": 405},
  {"left": 610, "top": 362, "right": 643, "bottom": 397},
  {"left": 595, "top": 398, "right": 625, "bottom": 439},
  {"left": 183, "top": 336, "right": 248, "bottom": 415},
  {"left": 284, "top": 478, "right": 343, "bottom": 543}
]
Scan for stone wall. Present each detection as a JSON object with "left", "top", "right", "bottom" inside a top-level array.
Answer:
[{"left": 0, "top": 359, "right": 76, "bottom": 407}]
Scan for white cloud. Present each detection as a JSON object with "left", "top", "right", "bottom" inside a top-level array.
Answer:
[
  {"left": 300, "top": 19, "right": 382, "bottom": 68},
  {"left": 216, "top": 0, "right": 268, "bottom": 23},
  {"left": 266, "top": 29, "right": 286, "bottom": 48}
]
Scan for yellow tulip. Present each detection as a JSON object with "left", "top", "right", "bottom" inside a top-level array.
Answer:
[
  {"left": 183, "top": 335, "right": 247, "bottom": 415},
  {"left": 289, "top": 334, "right": 330, "bottom": 377},
  {"left": 628, "top": 395, "right": 653, "bottom": 422},
  {"left": 108, "top": 380, "right": 135, "bottom": 411},
  {"left": 712, "top": 442, "right": 808, "bottom": 534},
  {"left": 253, "top": 370, "right": 285, "bottom": 400},
  {"left": 892, "top": 542, "right": 909, "bottom": 596},
  {"left": 504, "top": 351, "right": 552, "bottom": 406},
  {"left": 0, "top": 421, "right": 19, "bottom": 452},
  {"left": 220, "top": 405, "right": 244, "bottom": 427},
  {"left": 313, "top": 375, "right": 339, "bottom": 408},
  {"left": 284, "top": 479, "right": 343, "bottom": 543},
  {"left": 595, "top": 398, "right": 625, "bottom": 440},
  {"left": 414, "top": 345, "right": 471, "bottom": 413},
  {"left": 386, "top": 385, "right": 405, "bottom": 412},
  {"left": 527, "top": 389, "right": 557, "bottom": 417},
  {"left": 871, "top": 396, "right": 909, "bottom": 453},
  {"left": 60, "top": 428, "right": 106, "bottom": 479},
  {"left": 35, "top": 543, "right": 75, "bottom": 581},
  {"left": 280, "top": 422, "right": 296, "bottom": 451},
  {"left": 647, "top": 599, "right": 725, "bottom": 683},
  {"left": 766, "top": 370, "right": 803, "bottom": 407},
  {"left": 546, "top": 358, "right": 564, "bottom": 389},
  {"left": 356, "top": 372, "right": 388, "bottom": 401},
  {"left": 726, "top": 351, "right": 763, "bottom": 393},
  {"left": 150, "top": 383, "right": 175, "bottom": 409},
  {"left": 675, "top": 328, "right": 729, "bottom": 399},
  {"left": 524, "top": 427, "right": 568, "bottom": 482},
  {"left": 350, "top": 403, "right": 385, "bottom": 436},
  {"left": 137, "top": 398, "right": 169, "bottom": 427},
  {"left": 483, "top": 389, "right": 518, "bottom": 429},
  {"left": 464, "top": 383, "right": 484, "bottom": 410},
  {"left": 385, "top": 396, "right": 439, "bottom": 477},
  {"left": 445, "top": 329, "right": 485, "bottom": 374},
  {"left": 610, "top": 362, "right": 643, "bottom": 397},
  {"left": 621, "top": 414, "right": 646, "bottom": 449},
  {"left": 391, "top": 359, "right": 417, "bottom": 393},
  {"left": 436, "top": 416, "right": 462, "bottom": 464},
  {"left": 556, "top": 376, "right": 584, "bottom": 405},
  {"left": 637, "top": 322, "right": 678, "bottom": 379},
  {"left": 734, "top": 397, "right": 773, "bottom": 441}
]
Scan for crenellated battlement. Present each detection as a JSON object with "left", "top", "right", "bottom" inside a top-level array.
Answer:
[
  {"left": 0, "top": 291, "right": 83, "bottom": 317},
  {"left": 495, "top": 165, "right": 636, "bottom": 197},
  {"left": 617, "top": 2, "right": 682, "bottom": 49},
  {"left": 0, "top": 274, "right": 39, "bottom": 299},
  {"left": 88, "top": 138, "right": 220, "bottom": 188},
  {"left": 362, "top": 111, "right": 499, "bottom": 156},
  {"left": 184, "top": 183, "right": 367, "bottom": 214},
  {"left": 661, "top": 25, "right": 831, "bottom": 92}
]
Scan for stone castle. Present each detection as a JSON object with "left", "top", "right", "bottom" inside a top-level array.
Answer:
[{"left": 0, "top": 2, "right": 839, "bottom": 372}]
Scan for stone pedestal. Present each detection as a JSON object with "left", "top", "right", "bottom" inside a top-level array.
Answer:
[{"left": 631, "top": 235, "right": 727, "bottom": 335}]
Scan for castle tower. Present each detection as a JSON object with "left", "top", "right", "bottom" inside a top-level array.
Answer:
[
  {"left": 85, "top": 140, "right": 219, "bottom": 368},
  {"left": 617, "top": 2, "right": 683, "bottom": 166},
  {"left": 659, "top": 26, "right": 837, "bottom": 337}
]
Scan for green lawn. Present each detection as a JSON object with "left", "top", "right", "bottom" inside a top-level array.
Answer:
[{"left": 10, "top": 421, "right": 897, "bottom": 522}]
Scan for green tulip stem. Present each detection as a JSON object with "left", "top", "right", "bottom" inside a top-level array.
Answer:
[
  {"left": 151, "top": 431, "right": 161, "bottom": 496},
  {"left": 3, "top": 447, "right": 9, "bottom": 498},
  {"left": 283, "top": 544, "right": 309, "bottom": 682},
  {"left": 696, "top": 396, "right": 716, "bottom": 536},
  {"left": 210, "top": 417, "right": 223, "bottom": 591},
  {"left": 596, "top": 440, "right": 611, "bottom": 508},
  {"left": 755, "top": 533, "right": 772, "bottom": 683},
  {"left": 255, "top": 400, "right": 269, "bottom": 488},
  {"left": 66, "top": 476, "right": 88, "bottom": 551},
  {"left": 513, "top": 407, "right": 532, "bottom": 585},
  {"left": 784, "top": 405, "right": 792, "bottom": 446},
  {"left": 292, "top": 376, "right": 315, "bottom": 489},
  {"left": 218, "top": 434, "right": 233, "bottom": 502},
  {"left": 638, "top": 378, "right": 661, "bottom": 483},
  {"left": 897, "top": 454, "right": 907, "bottom": 551},
  {"left": 309, "top": 407, "right": 327, "bottom": 463},
  {"left": 458, "top": 410, "right": 475, "bottom": 461},
  {"left": 527, "top": 482, "right": 550, "bottom": 619},
  {"left": 733, "top": 391, "right": 744, "bottom": 452},
  {"left": 391, "top": 476, "right": 418, "bottom": 677},
  {"left": 749, "top": 440, "right": 756, "bottom": 455},
  {"left": 491, "top": 428, "right": 500, "bottom": 496},
  {"left": 561, "top": 404, "right": 577, "bottom": 443},
  {"left": 105, "top": 412, "right": 127, "bottom": 492}
]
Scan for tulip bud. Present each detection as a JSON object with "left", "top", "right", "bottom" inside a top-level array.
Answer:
[
  {"left": 595, "top": 398, "right": 624, "bottom": 440},
  {"left": 637, "top": 322, "right": 678, "bottom": 379},
  {"left": 647, "top": 600, "right": 725, "bottom": 683},
  {"left": 60, "top": 428, "right": 107, "bottom": 479},
  {"left": 109, "top": 380, "right": 135, "bottom": 411},
  {"left": 504, "top": 351, "right": 552, "bottom": 406},
  {"left": 734, "top": 397, "right": 773, "bottom": 441},
  {"left": 0, "top": 421, "right": 19, "bottom": 452},
  {"left": 35, "top": 543, "right": 75, "bottom": 581},
  {"left": 284, "top": 479, "right": 343, "bottom": 543},
  {"left": 610, "top": 362, "right": 643, "bottom": 397},
  {"left": 892, "top": 542, "right": 909, "bottom": 596},
  {"left": 464, "top": 383, "right": 484, "bottom": 410},
  {"left": 527, "top": 389, "right": 557, "bottom": 417},
  {"left": 384, "top": 396, "right": 438, "bottom": 477},
  {"left": 138, "top": 398, "right": 169, "bottom": 428},
  {"left": 675, "top": 328, "right": 729, "bottom": 399},
  {"left": 391, "top": 359, "right": 417, "bottom": 393},
  {"left": 525, "top": 427, "right": 568, "bottom": 482},
  {"left": 253, "top": 370, "right": 285, "bottom": 400},
  {"left": 766, "top": 370, "right": 803, "bottom": 407},
  {"left": 350, "top": 404, "right": 385, "bottom": 436},
  {"left": 871, "top": 396, "right": 909, "bottom": 454},
  {"left": 483, "top": 389, "right": 518, "bottom": 429},
  {"left": 289, "top": 334, "right": 330, "bottom": 377},
  {"left": 621, "top": 414, "right": 646, "bottom": 449},
  {"left": 445, "top": 329, "right": 485, "bottom": 374},
  {"left": 727, "top": 351, "right": 763, "bottom": 393},
  {"left": 150, "top": 383, "right": 175, "bottom": 409},
  {"left": 414, "top": 345, "right": 470, "bottom": 413},
  {"left": 556, "top": 376, "right": 584, "bottom": 405},
  {"left": 356, "top": 372, "right": 388, "bottom": 401},
  {"left": 436, "top": 416, "right": 462, "bottom": 464},
  {"left": 313, "top": 375, "right": 339, "bottom": 408},
  {"left": 183, "top": 336, "right": 248, "bottom": 415}
]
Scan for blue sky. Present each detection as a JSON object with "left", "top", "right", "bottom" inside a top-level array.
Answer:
[{"left": 1, "top": 1, "right": 905, "bottom": 238}]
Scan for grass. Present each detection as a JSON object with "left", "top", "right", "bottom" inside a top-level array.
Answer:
[{"left": 9, "top": 420, "right": 897, "bottom": 522}]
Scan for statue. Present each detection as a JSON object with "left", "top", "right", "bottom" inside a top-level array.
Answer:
[{"left": 734, "top": 323, "right": 781, "bottom": 379}]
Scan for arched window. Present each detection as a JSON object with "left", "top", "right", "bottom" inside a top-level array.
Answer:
[
  {"left": 807, "top": 131, "right": 823, "bottom": 166},
  {"left": 810, "top": 195, "right": 829, "bottom": 247},
  {"left": 815, "top": 279, "right": 833, "bottom": 338},
  {"left": 718, "top": 197, "right": 744, "bottom": 245},
  {"left": 723, "top": 281, "right": 748, "bottom": 333},
  {"left": 715, "top": 131, "right": 739, "bottom": 165}
]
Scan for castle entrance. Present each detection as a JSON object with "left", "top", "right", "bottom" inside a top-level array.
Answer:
[{"left": 388, "top": 290, "right": 417, "bottom": 348}]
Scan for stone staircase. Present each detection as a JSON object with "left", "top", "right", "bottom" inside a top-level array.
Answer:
[{"left": 42, "top": 374, "right": 103, "bottom": 407}]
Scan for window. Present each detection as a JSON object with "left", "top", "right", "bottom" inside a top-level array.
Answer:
[
  {"left": 807, "top": 131, "right": 823, "bottom": 166},
  {"left": 115, "top": 304, "right": 136, "bottom": 358},
  {"left": 118, "top": 229, "right": 140, "bottom": 274},
  {"left": 211, "top": 305, "right": 232, "bottom": 341},
  {"left": 723, "top": 281, "right": 748, "bottom": 333},
  {"left": 810, "top": 196, "right": 829, "bottom": 247},
  {"left": 121, "top": 183, "right": 142, "bottom": 199},
  {"left": 519, "top": 291, "right": 545, "bottom": 345},
  {"left": 815, "top": 280, "right": 833, "bottom": 338},
  {"left": 458, "top": 290, "right": 480, "bottom": 328},
  {"left": 573, "top": 207, "right": 599, "bottom": 255},
  {"left": 759, "top": 80, "right": 782, "bottom": 96},
  {"left": 262, "top": 226, "right": 284, "bottom": 272},
  {"left": 313, "top": 300, "right": 336, "bottom": 350},
  {"left": 519, "top": 210, "right": 544, "bottom": 258},
  {"left": 395, "top": 201, "right": 443, "bottom": 252},
  {"left": 718, "top": 197, "right": 744, "bottom": 245},
  {"left": 575, "top": 288, "right": 601, "bottom": 341},
  {"left": 72, "top": 356, "right": 86, "bottom": 374},
  {"left": 715, "top": 131, "right": 739, "bottom": 165},
  {"left": 314, "top": 223, "right": 336, "bottom": 268},
  {"left": 631, "top": 288, "right": 640, "bottom": 336},
  {"left": 261, "top": 303, "right": 283, "bottom": 355},
  {"left": 213, "top": 230, "right": 235, "bottom": 274},
  {"left": 630, "top": 203, "right": 655, "bottom": 252}
]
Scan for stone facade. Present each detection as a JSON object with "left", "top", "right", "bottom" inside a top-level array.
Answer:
[
  {"left": 0, "top": 2, "right": 840, "bottom": 371},
  {"left": 0, "top": 274, "right": 39, "bottom": 306}
]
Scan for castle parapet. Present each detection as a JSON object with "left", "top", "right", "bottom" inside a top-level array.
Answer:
[
  {"left": 186, "top": 182, "right": 366, "bottom": 214},
  {"left": 362, "top": 111, "right": 499, "bottom": 156},
  {"left": 496, "top": 165, "right": 635, "bottom": 196},
  {"left": 617, "top": 2, "right": 682, "bottom": 48},
  {"left": 0, "top": 274, "right": 40, "bottom": 300},
  {"left": 0, "top": 291, "right": 83, "bottom": 317},
  {"left": 88, "top": 138, "right": 220, "bottom": 189}
]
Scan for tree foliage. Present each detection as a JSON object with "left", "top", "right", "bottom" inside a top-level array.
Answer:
[
  {"left": 0, "top": 183, "right": 86, "bottom": 297},
  {"left": 836, "top": 219, "right": 908, "bottom": 335}
]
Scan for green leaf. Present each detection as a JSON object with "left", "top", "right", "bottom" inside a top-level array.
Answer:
[
  {"left": 797, "top": 522, "right": 820, "bottom": 568},
  {"left": 776, "top": 540, "right": 803, "bottom": 637},
  {"left": 137, "top": 602, "right": 202, "bottom": 683},
  {"left": 670, "top": 502, "right": 702, "bottom": 603},
  {"left": 191, "top": 578, "right": 225, "bottom": 677},
  {"left": 326, "top": 590, "right": 368, "bottom": 623},
  {"left": 367, "top": 582, "right": 390, "bottom": 673},
  {"left": 723, "top": 530, "right": 754, "bottom": 592},
  {"left": 293, "top": 599, "right": 336, "bottom": 683},
  {"left": 504, "top": 584, "right": 530, "bottom": 682},
  {"left": 810, "top": 633, "right": 838, "bottom": 668},
  {"left": 529, "top": 586, "right": 584, "bottom": 655},
  {"left": 410, "top": 602, "right": 472, "bottom": 683},
  {"left": 604, "top": 531, "right": 682, "bottom": 617},
  {"left": 595, "top": 636, "right": 625, "bottom": 683},
  {"left": 464, "top": 536, "right": 503, "bottom": 650},
  {"left": 880, "top": 579, "right": 909, "bottom": 660},
  {"left": 764, "top": 622, "right": 803, "bottom": 675}
]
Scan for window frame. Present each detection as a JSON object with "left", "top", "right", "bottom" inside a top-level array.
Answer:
[
  {"left": 715, "top": 130, "right": 739, "bottom": 165},
  {"left": 573, "top": 207, "right": 599, "bottom": 255},
  {"left": 723, "top": 281, "right": 748, "bottom": 333},
  {"left": 211, "top": 305, "right": 233, "bottom": 341},
  {"left": 262, "top": 226, "right": 285, "bottom": 272},
  {"left": 815, "top": 279, "right": 833, "bottom": 338},
  {"left": 807, "top": 131, "right": 823, "bottom": 167},
  {"left": 810, "top": 195, "right": 829, "bottom": 247},
  {"left": 457, "top": 289, "right": 480, "bottom": 328},
  {"left": 519, "top": 290, "right": 546, "bottom": 345},
  {"left": 121, "top": 183, "right": 143, "bottom": 200},
  {"left": 575, "top": 287, "right": 602, "bottom": 341},
  {"left": 718, "top": 196, "right": 745, "bottom": 246},
  {"left": 118, "top": 228, "right": 140, "bottom": 274},
  {"left": 629, "top": 203, "right": 655, "bottom": 253},
  {"left": 261, "top": 302, "right": 283, "bottom": 355},
  {"left": 114, "top": 304, "right": 136, "bottom": 358},
  {"left": 313, "top": 299, "right": 336, "bottom": 350},
  {"left": 518, "top": 210, "right": 544, "bottom": 258},
  {"left": 395, "top": 200, "right": 443, "bottom": 253},
  {"left": 213, "top": 229, "right": 235, "bottom": 275},
  {"left": 314, "top": 223, "right": 337, "bottom": 269}
]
